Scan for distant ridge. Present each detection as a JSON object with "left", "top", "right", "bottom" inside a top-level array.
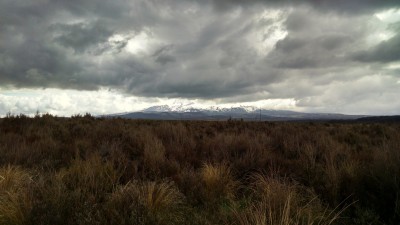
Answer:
[
  {"left": 102, "top": 105, "right": 367, "bottom": 121},
  {"left": 356, "top": 115, "right": 400, "bottom": 122}
]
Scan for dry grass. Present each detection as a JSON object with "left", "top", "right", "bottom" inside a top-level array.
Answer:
[
  {"left": 139, "top": 181, "right": 184, "bottom": 212},
  {"left": 234, "top": 173, "right": 350, "bottom": 225},
  {"left": 0, "top": 115, "right": 399, "bottom": 224},
  {"left": 58, "top": 153, "right": 121, "bottom": 199},
  {"left": 0, "top": 166, "right": 33, "bottom": 225},
  {"left": 0, "top": 166, "right": 32, "bottom": 191},
  {"left": 233, "top": 194, "right": 348, "bottom": 225},
  {"left": 200, "top": 162, "right": 239, "bottom": 202},
  {"left": 105, "top": 180, "right": 184, "bottom": 225},
  {"left": 143, "top": 135, "right": 166, "bottom": 176}
]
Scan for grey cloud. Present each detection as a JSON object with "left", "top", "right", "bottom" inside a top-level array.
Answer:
[
  {"left": 152, "top": 45, "right": 176, "bottom": 65},
  {"left": 295, "top": 74, "right": 400, "bottom": 115},
  {"left": 319, "top": 34, "right": 353, "bottom": 50},
  {"left": 145, "top": 74, "right": 264, "bottom": 99},
  {"left": 53, "top": 0, "right": 129, "bottom": 19},
  {"left": 352, "top": 32, "right": 400, "bottom": 63},
  {"left": 268, "top": 36, "right": 336, "bottom": 69},
  {"left": 270, "top": 33, "right": 355, "bottom": 68},
  {"left": 52, "top": 22, "right": 114, "bottom": 53},
  {"left": 205, "top": 0, "right": 400, "bottom": 14},
  {"left": 265, "top": 8, "right": 368, "bottom": 69},
  {"left": 275, "top": 55, "right": 318, "bottom": 69},
  {"left": 155, "top": 55, "right": 176, "bottom": 65},
  {"left": 91, "top": 39, "right": 129, "bottom": 55},
  {"left": 0, "top": 0, "right": 400, "bottom": 115},
  {"left": 0, "top": 0, "right": 152, "bottom": 91},
  {"left": 275, "top": 37, "right": 307, "bottom": 53},
  {"left": 275, "top": 33, "right": 352, "bottom": 53},
  {"left": 0, "top": 39, "right": 90, "bottom": 89},
  {"left": 284, "top": 10, "right": 312, "bottom": 32}
]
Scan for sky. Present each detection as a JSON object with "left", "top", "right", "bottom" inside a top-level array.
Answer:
[{"left": 1, "top": 0, "right": 400, "bottom": 116}]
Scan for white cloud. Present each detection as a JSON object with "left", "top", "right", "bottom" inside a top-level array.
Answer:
[
  {"left": 295, "top": 74, "right": 400, "bottom": 115},
  {"left": 0, "top": 88, "right": 299, "bottom": 117},
  {"left": 375, "top": 8, "right": 400, "bottom": 23},
  {"left": 126, "top": 30, "right": 156, "bottom": 55},
  {"left": 0, "top": 88, "right": 150, "bottom": 116}
]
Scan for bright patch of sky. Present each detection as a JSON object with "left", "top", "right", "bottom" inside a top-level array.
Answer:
[
  {"left": 375, "top": 8, "right": 400, "bottom": 23},
  {"left": 0, "top": 88, "right": 149, "bottom": 117},
  {"left": 0, "top": 88, "right": 299, "bottom": 117},
  {"left": 249, "top": 9, "right": 288, "bottom": 55},
  {"left": 126, "top": 29, "right": 157, "bottom": 55}
]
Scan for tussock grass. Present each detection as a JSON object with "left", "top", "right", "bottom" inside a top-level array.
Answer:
[
  {"left": 0, "top": 166, "right": 32, "bottom": 191},
  {"left": 139, "top": 180, "right": 184, "bottom": 212},
  {"left": 233, "top": 193, "right": 348, "bottom": 225},
  {"left": 58, "top": 153, "right": 121, "bottom": 199},
  {"left": 234, "top": 173, "right": 350, "bottom": 225},
  {"left": 143, "top": 135, "right": 166, "bottom": 176},
  {"left": 105, "top": 180, "right": 184, "bottom": 225},
  {"left": 200, "top": 162, "right": 239, "bottom": 202},
  {"left": 0, "top": 115, "right": 399, "bottom": 224},
  {"left": 0, "top": 166, "right": 33, "bottom": 225}
]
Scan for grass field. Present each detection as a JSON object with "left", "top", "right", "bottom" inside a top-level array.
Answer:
[{"left": 0, "top": 114, "right": 399, "bottom": 225}]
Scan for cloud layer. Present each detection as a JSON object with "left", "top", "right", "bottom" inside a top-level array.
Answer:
[{"left": 0, "top": 0, "right": 399, "bottom": 115}]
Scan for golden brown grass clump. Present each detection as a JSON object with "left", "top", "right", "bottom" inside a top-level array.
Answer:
[
  {"left": 200, "top": 162, "right": 239, "bottom": 203},
  {"left": 0, "top": 166, "right": 34, "bottom": 225},
  {"left": 233, "top": 173, "right": 349, "bottom": 225}
]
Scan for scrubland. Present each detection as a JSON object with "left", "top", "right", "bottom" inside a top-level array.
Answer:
[{"left": 0, "top": 114, "right": 399, "bottom": 225}]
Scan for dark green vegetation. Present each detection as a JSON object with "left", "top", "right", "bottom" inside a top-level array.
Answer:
[{"left": 0, "top": 114, "right": 399, "bottom": 225}]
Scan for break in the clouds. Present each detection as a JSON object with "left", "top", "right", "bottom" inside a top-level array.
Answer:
[{"left": 0, "top": 0, "right": 400, "bottom": 116}]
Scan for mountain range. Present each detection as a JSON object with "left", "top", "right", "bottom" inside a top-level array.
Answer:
[{"left": 103, "top": 104, "right": 367, "bottom": 121}]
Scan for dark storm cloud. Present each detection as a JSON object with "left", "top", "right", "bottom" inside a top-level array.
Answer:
[
  {"left": 205, "top": 0, "right": 400, "bottom": 13},
  {"left": 265, "top": 8, "right": 364, "bottom": 69},
  {"left": 51, "top": 22, "right": 113, "bottom": 53},
  {"left": 0, "top": 0, "right": 145, "bottom": 90},
  {"left": 0, "top": 0, "right": 400, "bottom": 106},
  {"left": 352, "top": 31, "right": 400, "bottom": 63},
  {"left": 152, "top": 45, "right": 176, "bottom": 65},
  {"left": 0, "top": 37, "right": 89, "bottom": 89},
  {"left": 269, "top": 33, "right": 356, "bottom": 68}
]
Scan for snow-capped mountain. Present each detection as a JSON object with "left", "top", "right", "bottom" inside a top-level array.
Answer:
[
  {"left": 143, "top": 103, "right": 203, "bottom": 113},
  {"left": 143, "top": 104, "right": 260, "bottom": 114},
  {"left": 103, "top": 104, "right": 365, "bottom": 121},
  {"left": 142, "top": 105, "right": 173, "bottom": 112}
]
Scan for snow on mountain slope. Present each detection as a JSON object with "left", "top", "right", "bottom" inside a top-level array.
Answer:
[
  {"left": 143, "top": 105, "right": 172, "bottom": 112},
  {"left": 143, "top": 104, "right": 261, "bottom": 113},
  {"left": 112, "top": 104, "right": 365, "bottom": 121}
]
